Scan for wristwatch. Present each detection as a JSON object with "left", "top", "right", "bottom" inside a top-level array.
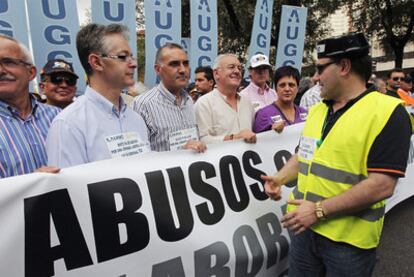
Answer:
[{"left": 315, "top": 201, "right": 327, "bottom": 221}]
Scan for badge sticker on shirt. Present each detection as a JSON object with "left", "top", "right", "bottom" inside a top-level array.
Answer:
[
  {"left": 105, "top": 132, "right": 150, "bottom": 158},
  {"left": 169, "top": 127, "right": 199, "bottom": 151},
  {"left": 298, "top": 136, "right": 317, "bottom": 161},
  {"left": 271, "top": 115, "right": 283, "bottom": 123},
  {"left": 300, "top": 113, "right": 308, "bottom": 121},
  {"left": 253, "top": 101, "right": 261, "bottom": 109}
]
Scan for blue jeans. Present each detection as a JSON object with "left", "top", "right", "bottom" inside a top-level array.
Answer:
[{"left": 288, "top": 229, "right": 376, "bottom": 277}]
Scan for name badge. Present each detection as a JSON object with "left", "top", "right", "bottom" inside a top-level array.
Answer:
[
  {"left": 105, "top": 132, "right": 150, "bottom": 158},
  {"left": 271, "top": 115, "right": 283, "bottom": 123},
  {"left": 169, "top": 127, "right": 199, "bottom": 151},
  {"left": 300, "top": 112, "right": 308, "bottom": 121},
  {"left": 298, "top": 136, "right": 317, "bottom": 161}
]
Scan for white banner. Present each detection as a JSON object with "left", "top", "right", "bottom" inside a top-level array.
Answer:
[{"left": 0, "top": 124, "right": 412, "bottom": 276}]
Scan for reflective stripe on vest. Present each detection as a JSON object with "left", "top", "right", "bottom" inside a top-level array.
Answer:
[{"left": 290, "top": 92, "right": 403, "bottom": 249}]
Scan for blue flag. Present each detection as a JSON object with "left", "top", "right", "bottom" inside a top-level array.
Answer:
[
  {"left": 190, "top": 0, "right": 218, "bottom": 79},
  {"left": 91, "top": 0, "right": 138, "bottom": 81},
  {"left": 245, "top": 0, "right": 275, "bottom": 76},
  {"left": 275, "top": 5, "right": 308, "bottom": 71},
  {"left": 26, "top": 0, "right": 85, "bottom": 94},
  {"left": 144, "top": 0, "right": 181, "bottom": 87},
  {"left": 0, "top": 0, "right": 30, "bottom": 46}
]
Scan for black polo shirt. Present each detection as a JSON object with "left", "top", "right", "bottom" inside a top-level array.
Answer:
[{"left": 320, "top": 89, "right": 412, "bottom": 177}]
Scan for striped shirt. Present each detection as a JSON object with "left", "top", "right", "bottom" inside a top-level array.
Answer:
[
  {"left": 299, "top": 84, "right": 322, "bottom": 110},
  {"left": 0, "top": 97, "right": 60, "bottom": 178},
  {"left": 132, "top": 83, "right": 197, "bottom": 151}
]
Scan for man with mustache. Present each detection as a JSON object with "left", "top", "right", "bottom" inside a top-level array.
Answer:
[
  {"left": 46, "top": 23, "right": 150, "bottom": 168},
  {"left": 133, "top": 43, "right": 206, "bottom": 152},
  {"left": 194, "top": 54, "right": 256, "bottom": 143},
  {"left": 0, "top": 35, "right": 60, "bottom": 178},
  {"left": 39, "top": 59, "right": 78, "bottom": 109}
]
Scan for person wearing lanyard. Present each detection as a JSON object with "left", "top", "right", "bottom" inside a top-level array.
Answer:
[
  {"left": 133, "top": 43, "right": 206, "bottom": 152},
  {"left": 253, "top": 66, "right": 308, "bottom": 133},
  {"left": 261, "top": 33, "right": 413, "bottom": 276}
]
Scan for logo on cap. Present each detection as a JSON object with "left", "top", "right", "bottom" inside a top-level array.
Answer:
[
  {"left": 52, "top": 61, "right": 71, "bottom": 70},
  {"left": 317, "top": 44, "right": 325, "bottom": 54}
]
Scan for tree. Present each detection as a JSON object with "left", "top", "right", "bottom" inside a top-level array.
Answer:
[{"left": 343, "top": 0, "right": 414, "bottom": 68}]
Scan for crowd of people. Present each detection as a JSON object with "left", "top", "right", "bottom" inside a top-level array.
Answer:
[{"left": 1, "top": 22, "right": 413, "bottom": 275}]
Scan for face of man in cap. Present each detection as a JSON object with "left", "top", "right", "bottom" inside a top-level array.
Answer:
[
  {"left": 0, "top": 38, "right": 36, "bottom": 103},
  {"left": 314, "top": 57, "right": 342, "bottom": 100},
  {"left": 40, "top": 72, "right": 77, "bottom": 108},
  {"left": 249, "top": 66, "right": 271, "bottom": 88}
]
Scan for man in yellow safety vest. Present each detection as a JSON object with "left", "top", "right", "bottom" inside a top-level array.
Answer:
[{"left": 262, "top": 33, "right": 413, "bottom": 276}]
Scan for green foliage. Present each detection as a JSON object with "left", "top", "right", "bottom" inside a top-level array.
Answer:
[{"left": 341, "top": 0, "right": 414, "bottom": 67}]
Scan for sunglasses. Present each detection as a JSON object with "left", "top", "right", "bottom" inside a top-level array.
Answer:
[
  {"left": 392, "top": 77, "right": 404, "bottom": 82},
  {"left": 315, "top": 60, "right": 337, "bottom": 75},
  {"left": 49, "top": 75, "right": 77, "bottom": 86}
]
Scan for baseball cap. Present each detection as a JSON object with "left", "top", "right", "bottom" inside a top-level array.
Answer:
[
  {"left": 317, "top": 33, "right": 370, "bottom": 59},
  {"left": 40, "top": 59, "right": 78, "bottom": 78},
  {"left": 249, "top": 54, "right": 272, "bottom": 69}
]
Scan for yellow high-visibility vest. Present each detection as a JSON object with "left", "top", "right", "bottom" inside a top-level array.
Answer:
[{"left": 288, "top": 91, "right": 404, "bottom": 249}]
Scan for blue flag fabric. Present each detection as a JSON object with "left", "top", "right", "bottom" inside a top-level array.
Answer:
[
  {"left": 189, "top": 0, "right": 217, "bottom": 80},
  {"left": 245, "top": 0, "right": 275, "bottom": 76},
  {"left": 144, "top": 0, "right": 181, "bottom": 87},
  {"left": 26, "top": 0, "right": 85, "bottom": 94},
  {"left": 275, "top": 5, "right": 308, "bottom": 71}
]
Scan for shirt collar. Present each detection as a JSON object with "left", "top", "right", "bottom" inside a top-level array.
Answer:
[
  {"left": 248, "top": 82, "right": 270, "bottom": 95},
  {"left": 213, "top": 88, "right": 240, "bottom": 101},
  {"left": 85, "top": 86, "right": 127, "bottom": 115},
  {"left": 158, "top": 82, "right": 190, "bottom": 105},
  {"left": 0, "top": 94, "right": 39, "bottom": 119},
  {"left": 323, "top": 86, "right": 375, "bottom": 111}
]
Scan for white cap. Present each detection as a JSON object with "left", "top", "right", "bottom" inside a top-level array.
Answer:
[{"left": 249, "top": 54, "right": 272, "bottom": 69}]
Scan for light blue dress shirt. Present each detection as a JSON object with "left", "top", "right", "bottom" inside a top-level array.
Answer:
[{"left": 46, "top": 86, "right": 149, "bottom": 168}]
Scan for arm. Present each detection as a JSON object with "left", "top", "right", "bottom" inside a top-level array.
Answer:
[
  {"left": 261, "top": 154, "right": 299, "bottom": 200},
  {"left": 283, "top": 172, "right": 396, "bottom": 234},
  {"left": 253, "top": 109, "right": 273, "bottom": 133}
]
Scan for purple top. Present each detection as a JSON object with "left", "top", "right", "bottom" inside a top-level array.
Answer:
[{"left": 253, "top": 103, "right": 308, "bottom": 133}]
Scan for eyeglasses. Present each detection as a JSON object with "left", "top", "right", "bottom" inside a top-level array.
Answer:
[
  {"left": 0, "top": 57, "right": 31, "bottom": 69},
  {"left": 100, "top": 53, "right": 135, "bottom": 63},
  {"left": 392, "top": 77, "right": 404, "bottom": 82},
  {"left": 49, "top": 75, "right": 77, "bottom": 86},
  {"left": 222, "top": 64, "right": 243, "bottom": 72},
  {"left": 315, "top": 60, "right": 337, "bottom": 75}
]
